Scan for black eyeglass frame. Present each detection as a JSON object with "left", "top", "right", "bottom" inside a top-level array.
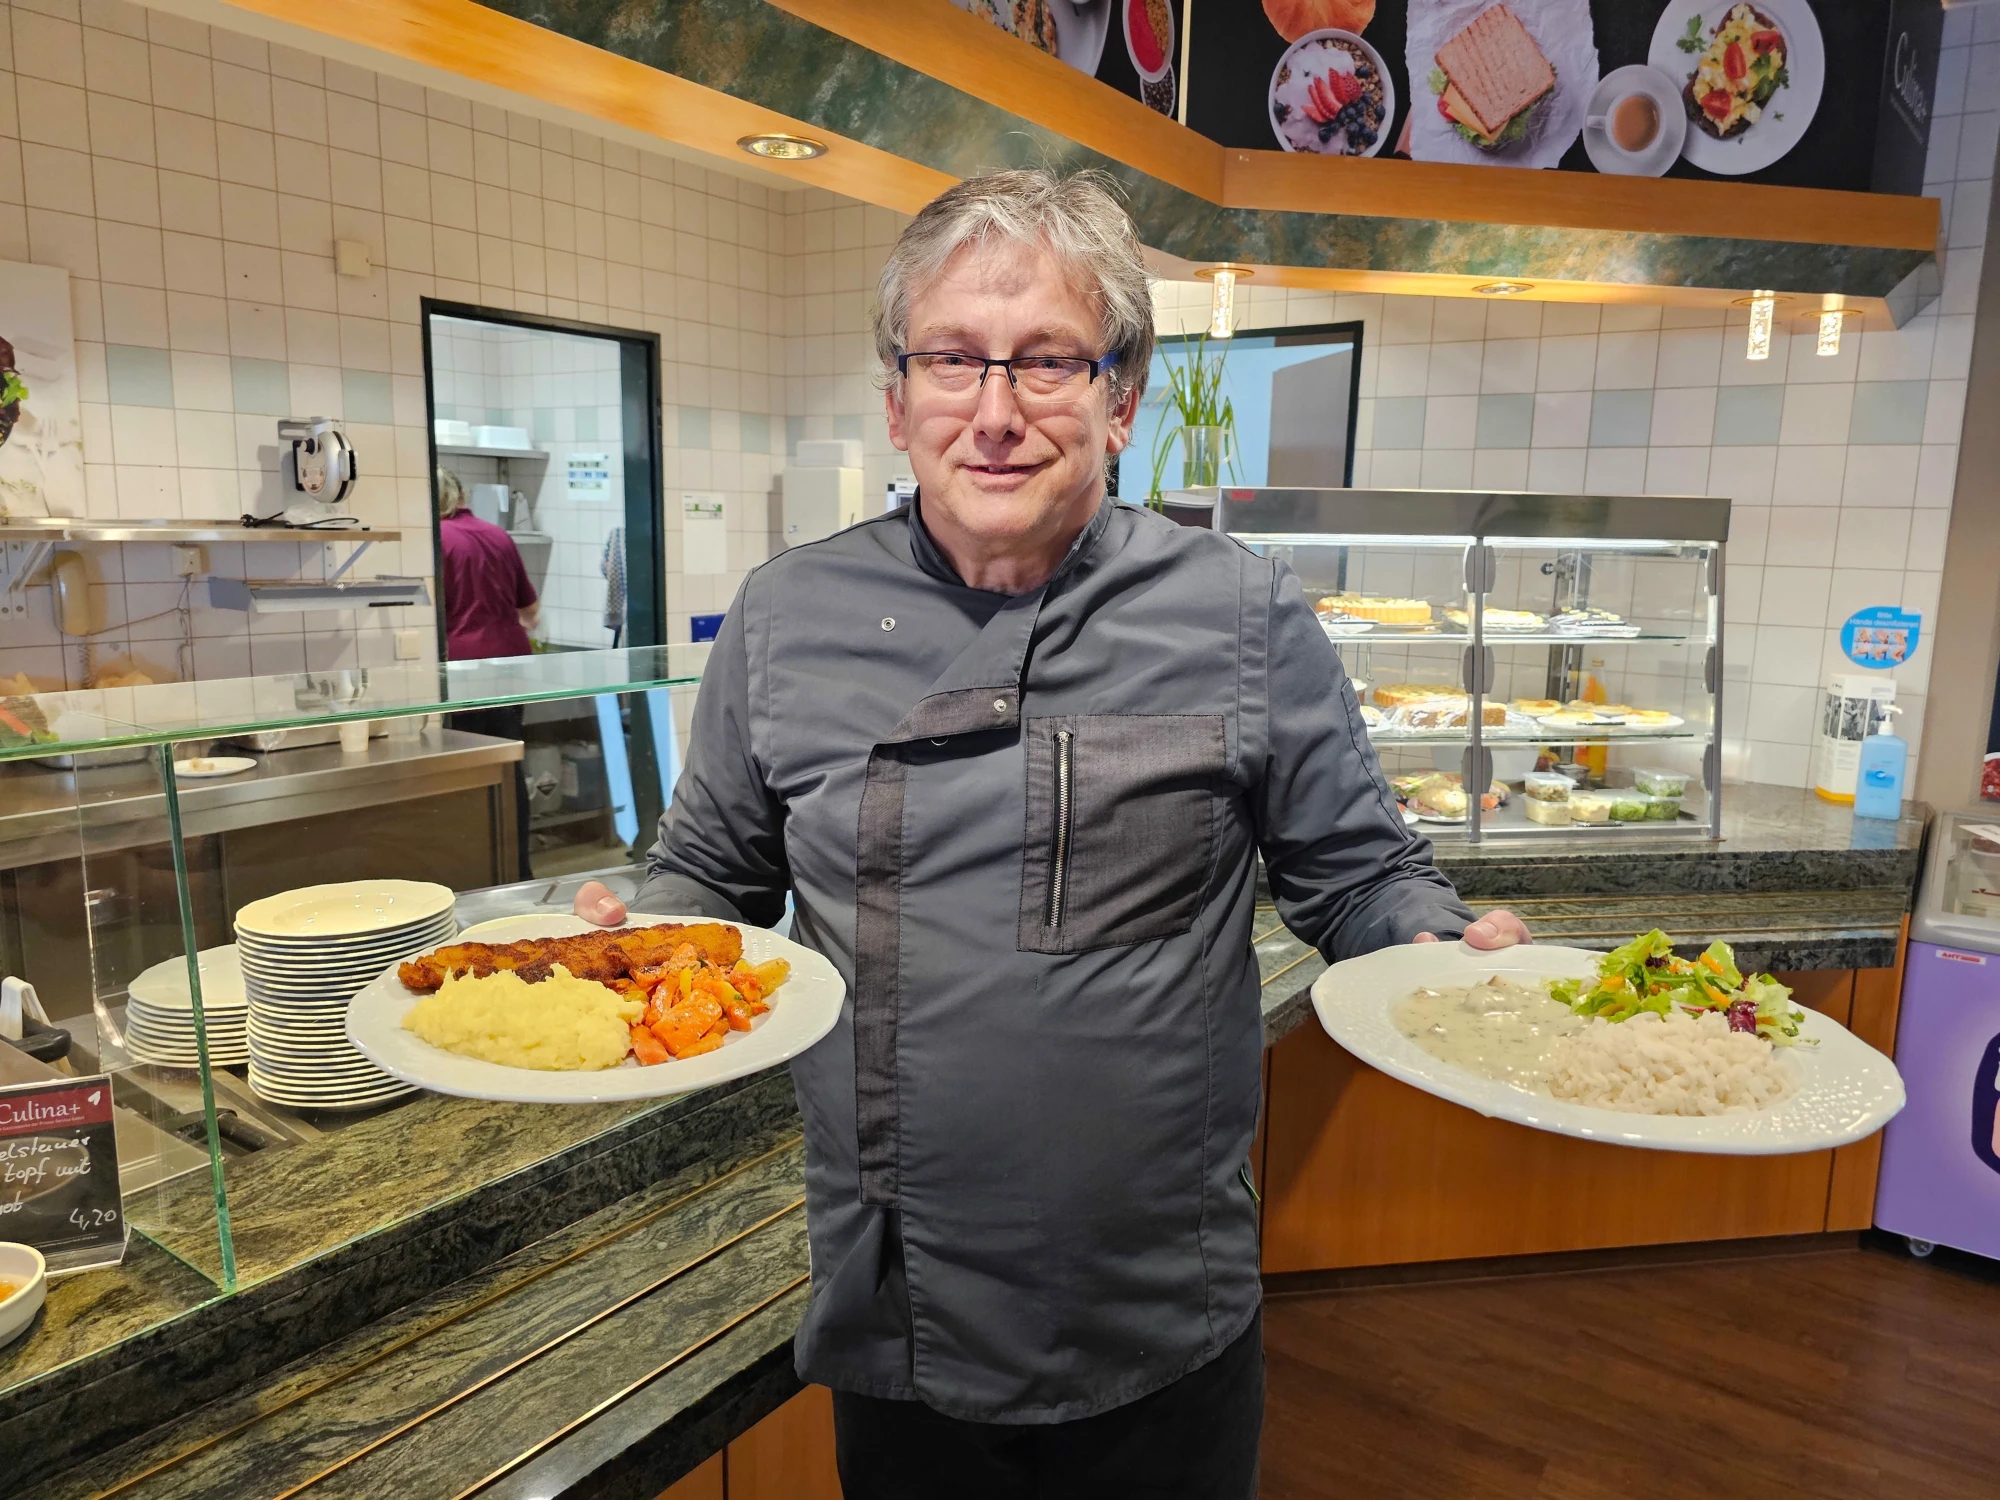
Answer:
[{"left": 893, "top": 350, "right": 1123, "bottom": 387}]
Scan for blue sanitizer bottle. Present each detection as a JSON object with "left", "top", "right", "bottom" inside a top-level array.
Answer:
[{"left": 1853, "top": 705, "right": 1907, "bottom": 821}]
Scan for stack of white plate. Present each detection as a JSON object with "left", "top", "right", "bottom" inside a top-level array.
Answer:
[
  {"left": 234, "top": 880, "right": 455, "bottom": 1111},
  {"left": 124, "top": 946, "right": 250, "bottom": 1067}
]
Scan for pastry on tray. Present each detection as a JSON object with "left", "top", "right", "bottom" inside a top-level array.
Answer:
[
  {"left": 1316, "top": 594, "right": 1433, "bottom": 626},
  {"left": 1444, "top": 606, "right": 1546, "bottom": 631},
  {"left": 1512, "top": 697, "right": 1562, "bottom": 716},
  {"left": 1373, "top": 682, "right": 1459, "bottom": 709}
]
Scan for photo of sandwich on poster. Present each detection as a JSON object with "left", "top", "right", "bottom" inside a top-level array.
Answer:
[
  {"left": 1433, "top": 5, "right": 1553, "bottom": 149},
  {"left": 1405, "top": 0, "right": 1598, "bottom": 167}
]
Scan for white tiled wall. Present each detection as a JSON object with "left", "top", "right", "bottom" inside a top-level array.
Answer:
[
  {"left": 0, "top": 0, "right": 797, "bottom": 681},
  {"left": 1151, "top": 7, "right": 2000, "bottom": 792}
]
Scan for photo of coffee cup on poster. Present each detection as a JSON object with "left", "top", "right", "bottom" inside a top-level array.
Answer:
[
  {"left": 949, "top": 0, "right": 1183, "bottom": 116},
  {"left": 1183, "top": 0, "right": 1940, "bottom": 193}
]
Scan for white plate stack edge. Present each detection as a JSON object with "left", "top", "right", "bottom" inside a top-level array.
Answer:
[{"left": 233, "top": 880, "right": 456, "bottom": 1111}]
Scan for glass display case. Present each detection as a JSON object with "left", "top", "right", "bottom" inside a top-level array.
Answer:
[
  {"left": 1211, "top": 487, "right": 1727, "bottom": 842},
  {"left": 0, "top": 647, "right": 706, "bottom": 1397}
]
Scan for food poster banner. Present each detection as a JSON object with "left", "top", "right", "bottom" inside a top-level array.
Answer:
[
  {"left": 950, "top": 0, "right": 1183, "bottom": 117},
  {"left": 1182, "top": 1, "right": 1940, "bottom": 193}
]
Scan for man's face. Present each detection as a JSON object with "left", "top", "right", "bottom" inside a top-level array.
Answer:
[{"left": 885, "top": 238, "right": 1138, "bottom": 557}]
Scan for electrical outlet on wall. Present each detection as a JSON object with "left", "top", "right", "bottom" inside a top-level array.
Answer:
[
  {"left": 171, "top": 545, "right": 205, "bottom": 578},
  {"left": 394, "top": 630, "right": 425, "bottom": 661}
]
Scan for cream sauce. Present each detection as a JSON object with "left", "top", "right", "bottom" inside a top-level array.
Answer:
[{"left": 1392, "top": 977, "right": 1584, "bottom": 1092}]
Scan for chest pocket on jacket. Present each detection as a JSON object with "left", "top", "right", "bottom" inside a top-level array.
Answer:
[{"left": 1017, "top": 714, "right": 1228, "bottom": 955}]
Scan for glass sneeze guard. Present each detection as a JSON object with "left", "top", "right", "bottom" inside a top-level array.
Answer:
[
  {"left": 0, "top": 647, "right": 711, "bottom": 1405},
  {"left": 0, "top": 644, "right": 712, "bottom": 764}
]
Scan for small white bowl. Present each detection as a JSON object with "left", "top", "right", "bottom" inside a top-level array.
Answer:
[{"left": 0, "top": 1243, "right": 48, "bottom": 1348}]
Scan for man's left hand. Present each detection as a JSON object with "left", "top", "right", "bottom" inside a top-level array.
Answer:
[{"left": 1413, "top": 910, "right": 1531, "bottom": 948}]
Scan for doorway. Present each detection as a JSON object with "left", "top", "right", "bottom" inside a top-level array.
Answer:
[{"left": 421, "top": 302, "right": 668, "bottom": 880}]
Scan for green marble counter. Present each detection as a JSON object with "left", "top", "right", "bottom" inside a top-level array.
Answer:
[{"left": 2, "top": 782, "right": 1923, "bottom": 1495}]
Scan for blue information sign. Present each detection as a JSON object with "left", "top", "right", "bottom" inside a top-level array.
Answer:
[{"left": 1840, "top": 607, "right": 1922, "bottom": 668}]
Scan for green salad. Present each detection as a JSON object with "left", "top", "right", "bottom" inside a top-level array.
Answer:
[
  {"left": 0, "top": 369, "right": 25, "bottom": 408},
  {"left": 1545, "top": 929, "right": 1807, "bottom": 1045}
]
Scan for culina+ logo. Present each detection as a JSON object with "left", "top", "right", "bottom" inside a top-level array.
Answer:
[{"left": 1891, "top": 30, "right": 1932, "bottom": 137}]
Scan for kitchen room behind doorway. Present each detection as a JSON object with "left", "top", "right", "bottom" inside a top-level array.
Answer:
[{"left": 423, "top": 304, "right": 669, "bottom": 879}]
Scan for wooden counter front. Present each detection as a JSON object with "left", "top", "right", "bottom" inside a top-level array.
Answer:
[{"left": 1259, "top": 956, "right": 1906, "bottom": 1273}]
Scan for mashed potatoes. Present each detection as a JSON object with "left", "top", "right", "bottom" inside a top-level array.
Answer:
[{"left": 402, "top": 964, "right": 642, "bottom": 1071}]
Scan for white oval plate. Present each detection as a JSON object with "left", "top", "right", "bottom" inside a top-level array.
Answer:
[
  {"left": 128, "top": 946, "right": 247, "bottom": 1011},
  {"left": 174, "top": 756, "right": 258, "bottom": 778},
  {"left": 346, "top": 914, "right": 846, "bottom": 1104},
  {"left": 1650, "top": 0, "right": 1824, "bottom": 176},
  {"left": 236, "top": 880, "right": 455, "bottom": 939},
  {"left": 234, "top": 919, "right": 456, "bottom": 956},
  {"left": 1311, "top": 940, "right": 1905, "bottom": 1154}
]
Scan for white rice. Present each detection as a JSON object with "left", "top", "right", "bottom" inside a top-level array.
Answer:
[{"left": 1546, "top": 1009, "right": 1797, "bottom": 1116}]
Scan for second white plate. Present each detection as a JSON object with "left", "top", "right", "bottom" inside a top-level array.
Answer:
[{"left": 1311, "top": 940, "right": 1904, "bottom": 1154}]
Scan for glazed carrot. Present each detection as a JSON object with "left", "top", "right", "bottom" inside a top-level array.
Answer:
[{"left": 629, "top": 1025, "right": 670, "bottom": 1066}]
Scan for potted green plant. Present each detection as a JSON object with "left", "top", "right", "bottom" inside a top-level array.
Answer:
[{"left": 1146, "top": 332, "right": 1238, "bottom": 509}]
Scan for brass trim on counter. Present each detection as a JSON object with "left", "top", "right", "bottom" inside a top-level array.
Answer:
[
  {"left": 453, "top": 1273, "right": 814, "bottom": 1500},
  {"left": 81, "top": 1140, "right": 804, "bottom": 1500},
  {"left": 266, "top": 1197, "right": 807, "bottom": 1499}
]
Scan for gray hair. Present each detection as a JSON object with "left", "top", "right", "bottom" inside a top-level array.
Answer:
[{"left": 872, "top": 169, "right": 1153, "bottom": 405}]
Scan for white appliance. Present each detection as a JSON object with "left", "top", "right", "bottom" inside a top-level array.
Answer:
[
  {"left": 470, "top": 483, "right": 511, "bottom": 527},
  {"left": 274, "top": 416, "right": 359, "bottom": 527},
  {"left": 780, "top": 440, "right": 864, "bottom": 548}
]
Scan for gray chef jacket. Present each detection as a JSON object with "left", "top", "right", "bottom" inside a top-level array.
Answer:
[{"left": 634, "top": 496, "right": 1474, "bottom": 1424}]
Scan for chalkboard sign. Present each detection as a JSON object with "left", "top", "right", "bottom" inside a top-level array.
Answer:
[{"left": 0, "top": 1075, "right": 127, "bottom": 1273}]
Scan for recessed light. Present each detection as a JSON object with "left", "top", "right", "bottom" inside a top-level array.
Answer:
[
  {"left": 1473, "top": 281, "right": 1533, "bottom": 296},
  {"left": 737, "top": 133, "right": 827, "bottom": 161}
]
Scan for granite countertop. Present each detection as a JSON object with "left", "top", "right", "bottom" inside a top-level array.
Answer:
[{"left": 1, "top": 782, "right": 1926, "bottom": 1495}]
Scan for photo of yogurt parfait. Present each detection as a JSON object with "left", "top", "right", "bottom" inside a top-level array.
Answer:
[{"left": 1270, "top": 30, "right": 1395, "bottom": 156}]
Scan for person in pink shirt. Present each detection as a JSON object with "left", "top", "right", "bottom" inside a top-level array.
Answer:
[
  {"left": 437, "top": 467, "right": 538, "bottom": 659},
  {"left": 437, "top": 466, "right": 539, "bottom": 876}
]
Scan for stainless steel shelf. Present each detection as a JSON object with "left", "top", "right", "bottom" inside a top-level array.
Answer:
[
  {"left": 0, "top": 519, "right": 401, "bottom": 543},
  {"left": 436, "top": 443, "right": 548, "bottom": 461}
]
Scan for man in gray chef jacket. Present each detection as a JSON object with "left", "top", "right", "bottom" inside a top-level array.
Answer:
[{"left": 575, "top": 169, "right": 1529, "bottom": 1497}]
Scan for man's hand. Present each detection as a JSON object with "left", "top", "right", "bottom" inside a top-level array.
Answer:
[
  {"left": 1413, "top": 910, "right": 1531, "bottom": 948},
  {"left": 573, "top": 880, "right": 627, "bottom": 927}
]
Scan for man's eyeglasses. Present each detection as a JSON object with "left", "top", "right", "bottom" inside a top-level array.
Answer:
[{"left": 895, "top": 351, "right": 1120, "bottom": 403}]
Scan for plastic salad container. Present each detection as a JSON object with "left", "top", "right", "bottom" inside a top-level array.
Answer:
[
  {"left": 1523, "top": 772, "right": 1572, "bottom": 803},
  {"left": 1643, "top": 793, "right": 1683, "bottom": 821},
  {"left": 1633, "top": 768, "right": 1689, "bottom": 797},
  {"left": 1569, "top": 791, "right": 1614, "bottom": 824},
  {"left": 1524, "top": 795, "right": 1572, "bottom": 825},
  {"left": 1607, "top": 790, "right": 1649, "bottom": 823}
]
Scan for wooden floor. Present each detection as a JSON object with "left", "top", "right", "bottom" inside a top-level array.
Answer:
[{"left": 1261, "top": 1236, "right": 2000, "bottom": 1499}]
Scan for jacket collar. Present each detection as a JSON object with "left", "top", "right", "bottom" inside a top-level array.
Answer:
[{"left": 883, "top": 494, "right": 1119, "bottom": 744}]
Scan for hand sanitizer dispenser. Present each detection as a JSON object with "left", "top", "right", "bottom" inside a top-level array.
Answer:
[{"left": 1853, "top": 706, "right": 1908, "bottom": 821}]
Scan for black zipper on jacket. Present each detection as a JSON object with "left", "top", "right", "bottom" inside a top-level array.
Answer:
[{"left": 1046, "top": 728, "right": 1074, "bottom": 930}]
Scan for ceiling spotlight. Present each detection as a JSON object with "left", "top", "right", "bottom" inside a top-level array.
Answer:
[
  {"left": 737, "top": 132, "right": 827, "bottom": 161},
  {"left": 1474, "top": 281, "right": 1534, "bottom": 296},
  {"left": 1194, "top": 265, "right": 1252, "bottom": 339}
]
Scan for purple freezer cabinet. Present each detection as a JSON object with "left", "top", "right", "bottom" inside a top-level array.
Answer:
[{"left": 1874, "top": 812, "right": 2000, "bottom": 1258}]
